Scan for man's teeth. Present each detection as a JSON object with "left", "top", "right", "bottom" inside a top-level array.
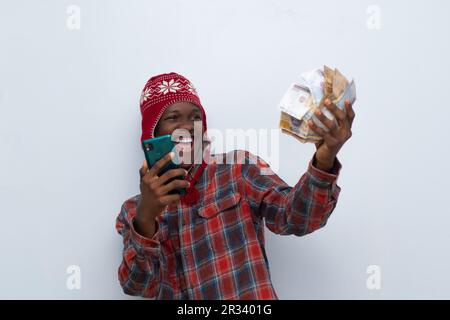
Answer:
[{"left": 175, "top": 137, "right": 193, "bottom": 143}]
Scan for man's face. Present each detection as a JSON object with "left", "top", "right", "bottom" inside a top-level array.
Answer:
[
  {"left": 154, "top": 101, "right": 202, "bottom": 138},
  {"left": 154, "top": 101, "right": 203, "bottom": 168}
]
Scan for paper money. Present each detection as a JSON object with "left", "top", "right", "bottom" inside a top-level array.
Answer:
[
  {"left": 323, "top": 65, "right": 334, "bottom": 97},
  {"left": 335, "top": 79, "right": 356, "bottom": 110},
  {"left": 278, "top": 66, "right": 356, "bottom": 143},
  {"left": 279, "top": 110, "right": 322, "bottom": 143},
  {"left": 278, "top": 83, "right": 314, "bottom": 120},
  {"left": 300, "top": 69, "right": 325, "bottom": 106},
  {"left": 332, "top": 68, "right": 349, "bottom": 101}
]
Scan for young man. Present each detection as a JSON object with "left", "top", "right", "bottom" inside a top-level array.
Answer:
[{"left": 116, "top": 72, "right": 355, "bottom": 299}]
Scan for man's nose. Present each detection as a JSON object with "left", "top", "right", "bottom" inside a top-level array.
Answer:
[
  {"left": 177, "top": 119, "right": 194, "bottom": 135},
  {"left": 178, "top": 118, "right": 194, "bottom": 133}
]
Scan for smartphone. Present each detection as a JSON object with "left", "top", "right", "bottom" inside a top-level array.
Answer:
[{"left": 142, "top": 135, "right": 186, "bottom": 195}]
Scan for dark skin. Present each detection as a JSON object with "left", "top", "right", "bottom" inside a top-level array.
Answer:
[
  {"left": 135, "top": 102, "right": 202, "bottom": 238},
  {"left": 154, "top": 102, "right": 203, "bottom": 170},
  {"left": 308, "top": 98, "right": 356, "bottom": 171},
  {"left": 135, "top": 100, "right": 356, "bottom": 238}
]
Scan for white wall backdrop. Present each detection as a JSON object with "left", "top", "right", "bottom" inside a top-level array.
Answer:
[{"left": 1, "top": 0, "right": 449, "bottom": 299}]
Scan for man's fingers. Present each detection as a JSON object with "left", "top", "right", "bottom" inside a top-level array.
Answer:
[
  {"left": 147, "top": 152, "right": 175, "bottom": 178},
  {"left": 324, "top": 99, "right": 346, "bottom": 122},
  {"left": 308, "top": 119, "right": 327, "bottom": 135},
  {"left": 314, "top": 108, "right": 338, "bottom": 133},
  {"left": 156, "top": 168, "right": 188, "bottom": 187},
  {"left": 159, "top": 179, "right": 190, "bottom": 196},
  {"left": 345, "top": 100, "right": 356, "bottom": 126},
  {"left": 158, "top": 194, "right": 181, "bottom": 206},
  {"left": 308, "top": 120, "right": 339, "bottom": 146},
  {"left": 323, "top": 98, "right": 351, "bottom": 133}
]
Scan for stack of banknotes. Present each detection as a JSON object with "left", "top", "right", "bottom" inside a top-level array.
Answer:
[{"left": 278, "top": 66, "right": 356, "bottom": 143}]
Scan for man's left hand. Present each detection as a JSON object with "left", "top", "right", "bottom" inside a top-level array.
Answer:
[{"left": 308, "top": 99, "right": 356, "bottom": 172}]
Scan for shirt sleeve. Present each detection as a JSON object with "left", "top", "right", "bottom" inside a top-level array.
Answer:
[
  {"left": 240, "top": 151, "right": 342, "bottom": 236},
  {"left": 115, "top": 197, "right": 162, "bottom": 298}
]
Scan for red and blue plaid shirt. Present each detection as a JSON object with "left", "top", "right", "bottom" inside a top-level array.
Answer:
[{"left": 116, "top": 150, "right": 341, "bottom": 299}]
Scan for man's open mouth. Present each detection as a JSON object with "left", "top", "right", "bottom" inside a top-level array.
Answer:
[
  {"left": 173, "top": 136, "right": 194, "bottom": 144},
  {"left": 173, "top": 137, "right": 195, "bottom": 156}
]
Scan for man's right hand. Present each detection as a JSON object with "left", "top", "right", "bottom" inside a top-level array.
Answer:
[{"left": 135, "top": 152, "right": 190, "bottom": 238}]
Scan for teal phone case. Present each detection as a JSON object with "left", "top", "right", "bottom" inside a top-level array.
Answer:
[{"left": 142, "top": 135, "right": 185, "bottom": 195}]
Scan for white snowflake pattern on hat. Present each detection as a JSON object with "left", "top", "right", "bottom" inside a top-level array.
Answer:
[
  {"left": 158, "top": 79, "right": 181, "bottom": 95},
  {"left": 140, "top": 88, "right": 152, "bottom": 105},
  {"left": 187, "top": 82, "right": 198, "bottom": 96}
]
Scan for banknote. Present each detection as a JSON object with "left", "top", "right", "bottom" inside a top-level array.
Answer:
[
  {"left": 323, "top": 65, "right": 334, "bottom": 97},
  {"left": 335, "top": 79, "right": 356, "bottom": 111},
  {"left": 300, "top": 68, "right": 325, "bottom": 106},
  {"left": 279, "top": 111, "right": 321, "bottom": 143},
  {"left": 332, "top": 68, "right": 349, "bottom": 101},
  {"left": 278, "top": 66, "right": 356, "bottom": 143},
  {"left": 278, "top": 83, "right": 314, "bottom": 120},
  {"left": 311, "top": 79, "right": 356, "bottom": 132}
]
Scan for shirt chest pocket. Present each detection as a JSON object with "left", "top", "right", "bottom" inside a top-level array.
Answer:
[
  {"left": 197, "top": 192, "right": 242, "bottom": 220},
  {"left": 196, "top": 192, "right": 255, "bottom": 255}
]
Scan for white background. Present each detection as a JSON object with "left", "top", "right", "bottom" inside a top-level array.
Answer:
[{"left": 1, "top": 0, "right": 449, "bottom": 299}]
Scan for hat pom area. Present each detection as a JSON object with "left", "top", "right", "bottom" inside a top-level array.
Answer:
[{"left": 181, "top": 186, "right": 200, "bottom": 206}]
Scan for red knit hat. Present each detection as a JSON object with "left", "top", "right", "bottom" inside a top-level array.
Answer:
[{"left": 140, "top": 72, "right": 207, "bottom": 142}]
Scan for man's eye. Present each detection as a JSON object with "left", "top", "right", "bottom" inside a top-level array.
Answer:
[{"left": 166, "top": 116, "right": 177, "bottom": 120}]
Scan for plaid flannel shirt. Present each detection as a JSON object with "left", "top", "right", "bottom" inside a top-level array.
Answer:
[{"left": 116, "top": 150, "right": 341, "bottom": 299}]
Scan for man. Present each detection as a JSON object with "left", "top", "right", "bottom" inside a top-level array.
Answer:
[{"left": 116, "top": 72, "right": 355, "bottom": 299}]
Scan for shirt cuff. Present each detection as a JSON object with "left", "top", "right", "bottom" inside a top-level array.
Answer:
[
  {"left": 308, "top": 154, "right": 342, "bottom": 186},
  {"left": 130, "top": 217, "right": 161, "bottom": 257}
]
